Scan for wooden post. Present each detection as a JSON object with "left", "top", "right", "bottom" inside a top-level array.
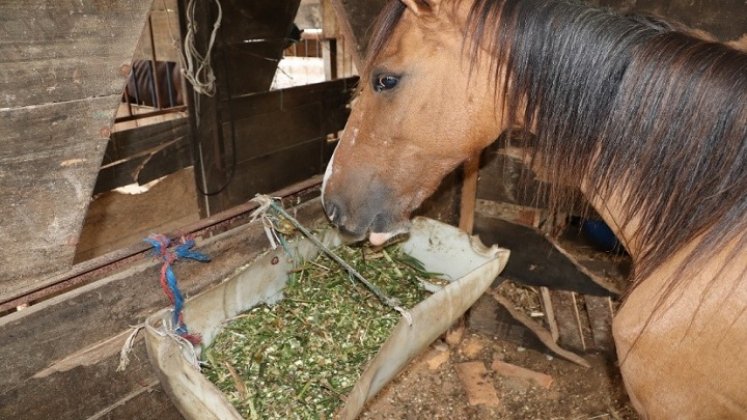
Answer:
[
  {"left": 328, "top": 0, "right": 388, "bottom": 69},
  {"left": 459, "top": 155, "right": 480, "bottom": 233},
  {"left": 321, "top": 0, "right": 339, "bottom": 80}
]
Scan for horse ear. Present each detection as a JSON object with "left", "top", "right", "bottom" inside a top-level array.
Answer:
[{"left": 401, "top": 0, "right": 441, "bottom": 17}]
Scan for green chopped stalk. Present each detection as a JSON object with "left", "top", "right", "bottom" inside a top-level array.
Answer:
[{"left": 203, "top": 243, "right": 442, "bottom": 419}]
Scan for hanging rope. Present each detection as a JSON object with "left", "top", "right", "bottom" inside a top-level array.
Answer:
[
  {"left": 145, "top": 234, "right": 211, "bottom": 345},
  {"left": 181, "top": 0, "right": 222, "bottom": 98}
]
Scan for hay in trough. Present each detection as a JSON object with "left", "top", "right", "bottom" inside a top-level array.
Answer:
[{"left": 203, "top": 243, "right": 445, "bottom": 419}]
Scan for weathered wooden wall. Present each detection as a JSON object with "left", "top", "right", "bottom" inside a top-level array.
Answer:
[{"left": 0, "top": 0, "right": 153, "bottom": 301}]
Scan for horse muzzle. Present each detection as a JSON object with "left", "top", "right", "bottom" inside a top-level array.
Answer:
[{"left": 322, "top": 181, "right": 411, "bottom": 245}]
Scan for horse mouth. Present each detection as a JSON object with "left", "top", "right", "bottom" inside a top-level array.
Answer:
[
  {"left": 330, "top": 215, "right": 411, "bottom": 246},
  {"left": 369, "top": 229, "right": 408, "bottom": 246}
]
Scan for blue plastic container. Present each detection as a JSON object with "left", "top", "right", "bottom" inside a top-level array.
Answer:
[{"left": 581, "top": 219, "right": 622, "bottom": 252}]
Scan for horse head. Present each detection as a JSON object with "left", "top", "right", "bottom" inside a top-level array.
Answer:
[{"left": 321, "top": 0, "right": 502, "bottom": 245}]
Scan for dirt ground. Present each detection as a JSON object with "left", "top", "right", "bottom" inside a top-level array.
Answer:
[
  {"left": 360, "top": 227, "right": 637, "bottom": 420},
  {"left": 361, "top": 315, "right": 636, "bottom": 420}
]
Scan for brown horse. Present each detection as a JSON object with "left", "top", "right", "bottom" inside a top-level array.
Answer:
[{"left": 321, "top": 0, "right": 747, "bottom": 417}]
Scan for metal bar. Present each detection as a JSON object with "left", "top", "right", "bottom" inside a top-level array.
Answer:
[
  {"left": 123, "top": 83, "right": 134, "bottom": 117},
  {"left": 147, "top": 14, "right": 163, "bottom": 109},
  {"left": 165, "top": 62, "right": 176, "bottom": 107},
  {"left": 0, "top": 176, "right": 324, "bottom": 313}
]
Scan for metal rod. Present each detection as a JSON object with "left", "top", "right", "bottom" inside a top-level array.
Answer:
[
  {"left": 264, "top": 198, "right": 412, "bottom": 325},
  {"left": 147, "top": 14, "right": 163, "bottom": 109},
  {"left": 123, "top": 83, "right": 134, "bottom": 117}
]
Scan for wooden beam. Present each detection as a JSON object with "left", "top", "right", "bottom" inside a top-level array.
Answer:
[
  {"left": 459, "top": 155, "right": 480, "bottom": 233},
  {"left": 329, "top": 0, "right": 388, "bottom": 68},
  {"left": 179, "top": 0, "right": 302, "bottom": 216},
  {"left": 1, "top": 96, "right": 122, "bottom": 296}
]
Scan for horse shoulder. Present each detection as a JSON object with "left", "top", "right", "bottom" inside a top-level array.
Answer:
[{"left": 613, "top": 236, "right": 747, "bottom": 418}]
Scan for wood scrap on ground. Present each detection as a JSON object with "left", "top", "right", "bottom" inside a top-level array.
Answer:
[
  {"left": 454, "top": 361, "right": 502, "bottom": 408},
  {"left": 491, "top": 360, "right": 554, "bottom": 389},
  {"left": 491, "top": 286, "right": 590, "bottom": 368}
]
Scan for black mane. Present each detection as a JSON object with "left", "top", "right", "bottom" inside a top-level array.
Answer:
[{"left": 367, "top": 0, "right": 747, "bottom": 299}]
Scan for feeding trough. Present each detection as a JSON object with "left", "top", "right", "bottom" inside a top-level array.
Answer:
[{"left": 144, "top": 214, "right": 509, "bottom": 419}]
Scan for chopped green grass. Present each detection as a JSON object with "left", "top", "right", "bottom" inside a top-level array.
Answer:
[{"left": 203, "top": 243, "right": 443, "bottom": 419}]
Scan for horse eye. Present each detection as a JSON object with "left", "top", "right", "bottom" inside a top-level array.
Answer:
[{"left": 373, "top": 74, "right": 399, "bottom": 92}]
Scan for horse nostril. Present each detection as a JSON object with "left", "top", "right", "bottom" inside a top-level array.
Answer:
[{"left": 324, "top": 200, "right": 341, "bottom": 224}]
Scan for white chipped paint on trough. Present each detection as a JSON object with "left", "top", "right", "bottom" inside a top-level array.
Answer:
[{"left": 144, "top": 213, "right": 509, "bottom": 420}]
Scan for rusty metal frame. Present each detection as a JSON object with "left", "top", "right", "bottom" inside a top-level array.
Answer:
[{"left": 0, "top": 176, "right": 324, "bottom": 314}]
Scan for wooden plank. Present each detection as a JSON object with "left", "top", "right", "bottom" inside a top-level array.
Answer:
[
  {"left": 133, "top": 10, "right": 182, "bottom": 63},
  {"left": 0, "top": 97, "right": 117, "bottom": 299},
  {"left": 1, "top": 331, "right": 183, "bottom": 420},
  {"left": 224, "top": 102, "right": 324, "bottom": 163},
  {"left": 77, "top": 168, "right": 199, "bottom": 263},
  {"left": 221, "top": 77, "right": 357, "bottom": 122},
  {"left": 459, "top": 155, "right": 480, "bottom": 233},
  {"left": 549, "top": 290, "right": 588, "bottom": 352},
  {"left": 93, "top": 383, "right": 184, "bottom": 420},
  {"left": 151, "top": 0, "right": 178, "bottom": 11},
  {"left": 0, "top": 336, "right": 161, "bottom": 419},
  {"left": 0, "top": 0, "right": 151, "bottom": 108},
  {"left": 584, "top": 295, "right": 614, "bottom": 351},
  {"left": 475, "top": 199, "right": 543, "bottom": 228},
  {"left": 91, "top": 382, "right": 183, "bottom": 420},
  {"left": 204, "top": 78, "right": 356, "bottom": 213},
  {"left": 136, "top": 137, "right": 193, "bottom": 185},
  {"left": 102, "top": 118, "right": 189, "bottom": 166},
  {"left": 0, "top": 199, "right": 325, "bottom": 396}
]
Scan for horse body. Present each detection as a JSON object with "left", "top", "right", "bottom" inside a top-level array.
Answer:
[{"left": 322, "top": 0, "right": 747, "bottom": 417}]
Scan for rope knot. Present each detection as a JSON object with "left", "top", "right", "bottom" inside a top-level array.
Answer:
[{"left": 145, "top": 234, "right": 210, "bottom": 345}]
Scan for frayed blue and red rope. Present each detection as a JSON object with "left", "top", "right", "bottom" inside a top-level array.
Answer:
[{"left": 145, "top": 234, "right": 210, "bottom": 345}]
